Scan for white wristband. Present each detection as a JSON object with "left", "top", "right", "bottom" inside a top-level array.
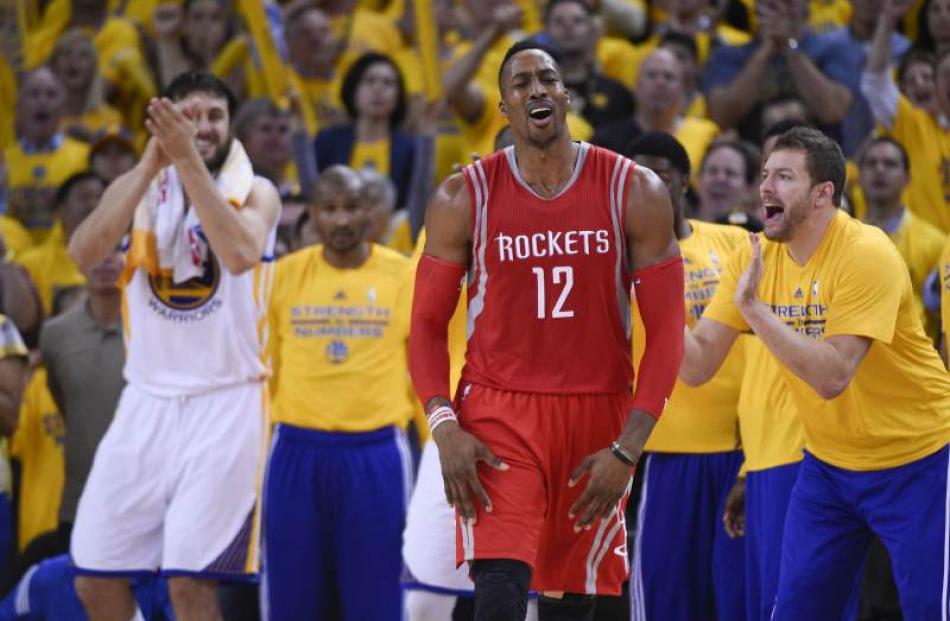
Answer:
[{"left": 427, "top": 405, "right": 458, "bottom": 432}]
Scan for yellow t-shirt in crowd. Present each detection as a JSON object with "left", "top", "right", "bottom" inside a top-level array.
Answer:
[
  {"left": 287, "top": 68, "right": 345, "bottom": 138},
  {"left": 675, "top": 117, "right": 720, "bottom": 183},
  {"left": 887, "top": 209, "right": 946, "bottom": 338},
  {"left": 269, "top": 244, "right": 416, "bottom": 431},
  {"left": 0, "top": 216, "right": 34, "bottom": 260},
  {"left": 889, "top": 95, "right": 950, "bottom": 233},
  {"left": 351, "top": 138, "right": 391, "bottom": 175},
  {"left": 61, "top": 104, "right": 124, "bottom": 143},
  {"left": 705, "top": 210, "right": 950, "bottom": 471},
  {"left": 17, "top": 224, "right": 85, "bottom": 316},
  {"left": 641, "top": 220, "right": 747, "bottom": 453},
  {"left": 0, "top": 56, "right": 15, "bottom": 151},
  {"left": 9, "top": 366, "right": 63, "bottom": 551},
  {"left": 737, "top": 338, "right": 805, "bottom": 472},
  {"left": 4, "top": 137, "right": 90, "bottom": 241},
  {"left": 386, "top": 211, "right": 414, "bottom": 257}
]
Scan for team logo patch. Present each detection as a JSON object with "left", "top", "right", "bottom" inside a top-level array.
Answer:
[
  {"left": 148, "top": 254, "right": 221, "bottom": 311},
  {"left": 325, "top": 339, "right": 349, "bottom": 364}
]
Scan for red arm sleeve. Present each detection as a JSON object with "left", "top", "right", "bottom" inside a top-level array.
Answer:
[
  {"left": 409, "top": 254, "right": 467, "bottom": 408},
  {"left": 631, "top": 256, "right": 685, "bottom": 418}
]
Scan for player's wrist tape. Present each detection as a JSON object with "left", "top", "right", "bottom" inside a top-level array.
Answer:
[
  {"left": 609, "top": 441, "right": 637, "bottom": 467},
  {"left": 427, "top": 405, "right": 458, "bottom": 432}
]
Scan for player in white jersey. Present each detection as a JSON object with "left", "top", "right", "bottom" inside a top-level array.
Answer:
[{"left": 66, "top": 71, "right": 280, "bottom": 621}]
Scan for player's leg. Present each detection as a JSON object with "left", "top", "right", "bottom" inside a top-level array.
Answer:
[
  {"left": 711, "top": 450, "right": 746, "bottom": 621},
  {"left": 405, "top": 589, "right": 459, "bottom": 620},
  {"left": 166, "top": 576, "right": 219, "bottom": 621},
  {"left": 455, "top": 385, "right": 548, "bottom": 621},
  {"left": 744, "top": 461, "right": 800, "bottom": 621},
  {"left": 534, "top": 392, "right": 631, "bottom": 621},
  {"left": 471, "top": 559, "right": 532, "bottom": 621},
  {"left": 70, "top": 385, "right": 169, "bottom": 620},
  {"left": 161, "top": 384, "right": 266, "bottom": 616},
  {"left": 771, "top": 454, "right": 870, "bottom": 620},
  {"left": 261, "top": 424, "right": 331, "bottom": 620},
  {"left": 863, "top": 445, "right": 950, "bottom": 619},
  {"left": 630, "top": 453, "right": 708, "bottom": 620},
  {"left": 336, "top": 427, "right": 413, "bottom": 621},
  {"left": 403, "top": 441, "right": 476, "bottom": 616}
]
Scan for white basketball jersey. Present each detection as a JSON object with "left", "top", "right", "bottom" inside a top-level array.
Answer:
[{"left": 121, "top": 226, "right": 277, "bottom": 397}]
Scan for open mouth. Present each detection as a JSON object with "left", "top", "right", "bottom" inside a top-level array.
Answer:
[
  {"left": 527, "top": 104, "right": 554, "bottom": 126},
  {"left": 764, "top": 204, "right": 784, "bottom": 223}
]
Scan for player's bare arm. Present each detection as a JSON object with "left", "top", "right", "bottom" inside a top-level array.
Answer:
[
  {"left": 680, "top": 318, "right": 741, "bottom": 386},
  {"left": 569, "top": 165, "right": 684, "bottom": 530},
  {"left": 68, "top": 138, "right": 168, "bottom": 272},
  {"left": 145, "top": 97, "right": 281, "bottom": 275},
  {"left": 411, "top": 173, "right": 507, "bottom": 523},
  {"left": 736, "top": 234, "right": 871, "bottom": 399}
]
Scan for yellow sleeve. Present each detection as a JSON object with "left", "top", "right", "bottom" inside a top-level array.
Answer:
[
  {"left": 941, "top": 238, "right": 950, "bottom": 342},
  {"left": 702, "top": 240, "right": 750, "bottom": 332},
  {"left": 824, "top": 239, "right": 902, "bottom": 343},
  {"left": 267, "top": 260, "right": 285, "bottom": 399}
]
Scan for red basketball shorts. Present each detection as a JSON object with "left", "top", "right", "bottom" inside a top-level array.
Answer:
[{"left": 454, "top": 382, "right": 634, "bottom": 595}]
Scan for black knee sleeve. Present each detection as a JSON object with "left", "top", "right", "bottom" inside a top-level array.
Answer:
[
  {"left": 470, "top": 559, "right": 532, "bottom": 621},
  {"left": 537, "top": 593, "right": 596, "bottom": 621}
]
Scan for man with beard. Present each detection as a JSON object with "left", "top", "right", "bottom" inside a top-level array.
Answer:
[
  {"left": 264, "top": 166, "right": 414, "bottom": 619},
  {"left": 680, "top": 126, "right": 950, "bottom": 619},
  {"left": 66, "top": 71, "right": 281, "bottom": 621},
  {"left": 409, "top": 41, "right": 684, "bottom": 620}
]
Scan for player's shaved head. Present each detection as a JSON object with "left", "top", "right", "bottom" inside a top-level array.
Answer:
[{"left": 313, "top": 166, "right": 364, "bottom": 204}]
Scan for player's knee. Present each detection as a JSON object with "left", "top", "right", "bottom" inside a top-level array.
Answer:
[
  {"left": 471, "top": 559, "right": 531, "bottom": 621},
  {"left": 167, "top": 576, "right": 217, "bottom": 613},
  {"left": 74, "top": 575, "right": 131, "bottom": 613},
  {"left": 537, "top": 592, "right": 596, "bottom": 621}
]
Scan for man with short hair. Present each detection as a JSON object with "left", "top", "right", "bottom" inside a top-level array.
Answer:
[
  {"left": 67, "top": 71, "right": 281, "bottom": 621},
  {"left": 4, "top": 68, "right": 90, "bottom": 243},
  {"left": 681, "top": 127, "right": 950, "bottom": 619},
  {"left": 264, "top": 166, "right": 414, "bottom": 620},
  {"left": 624, "top": 132, "right": 747, "bottom": 621},
  {"left": 858, "top": 136, "right": 945, "bottom": 338},
  {"left": 410, "top": 41, "right": 684, "bottom": 620}
]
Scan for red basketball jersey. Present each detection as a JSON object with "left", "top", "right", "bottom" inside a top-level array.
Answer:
[{"left": 460, "top": 142, "right": 635, "bottom": 395}]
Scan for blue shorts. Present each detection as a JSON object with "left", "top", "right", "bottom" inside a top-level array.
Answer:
[
  {"left": 261, "top": 424, "right": 413, "bottom": 621},
  {"left": 774, "top": 446, "right": 950, "bottom": 620},
  {"left": 745, "top": 461, "right": 800, "bottom": 621},
  {"left": 630, "top": 451, "right": 745, "bottom": 621},
  {"left": 0, "top": 554, "right": 170, "bottom": 620}
]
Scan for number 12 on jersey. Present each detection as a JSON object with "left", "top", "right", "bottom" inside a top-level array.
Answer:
[{"left": 532, "top": 266, "right": 575, "bottom": 319}]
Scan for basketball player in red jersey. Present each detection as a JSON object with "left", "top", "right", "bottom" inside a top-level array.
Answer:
[{"left": 409, "top": 41, "right": 685, "bottom": 621}]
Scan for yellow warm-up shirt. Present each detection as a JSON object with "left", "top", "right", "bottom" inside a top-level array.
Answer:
[
  {"left": 942, "top": 236, "right": 950, "bottom": 347},
  {"left": 890, "top": 96, "right": 950, "bottom": 233},
  {"left": 4, "top": 137, "right": 90, "bottom": 240},
  {"left": 269, "top": 244, "right": 416, "bottom": 431},
  {"left": 705, "top": 210, "right": 950, "bottom": 471},
  {"left": 888, "top": 209, "right": 946, "bottom": 338},
  {"left": 641, "top": 220, "right": 746, "bottom": 453},
  {"left": 351, "top": 138, "right": 391, "bottom": 175},
  {"left": 9, "top": 367, "right": 63, "bottom": 551},
  {"left": 736, "top": 338, "right": 804, "bottom": 472},
  {"left": 17, "top": 224, "right": 85, "bottom": 316}
]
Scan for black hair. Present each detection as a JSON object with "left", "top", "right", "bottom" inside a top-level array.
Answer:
[
  {"left": 544, "top": 0, "right": 594, "bottom": 24},
  {"left": 659, "top": 31, "right": 699, "bottom": 62},
  {"left": 701, "top": 139, "right": 761, "bottom": 185},
  {"left": 340, "top": 52, "right": 408, "bottom": 128},
  {"left": 498, "top": 40, "right": 561, "bottom": 92},
  {"left": 162, "top": 70, "right": 238, "bottom": 118},
  {"left": 858, "top": 136, "right": 911, "bottom": 173},
  {"left": 896, "top": 48, "right": 936, "bottom": 84},
  {"left": 54, "top": 171, "right": 103, "bottom": 208},
  {"left": 623, "top": 131, "right": 691, "bottom": 177},
  {"left": 772, "top": 127, "right": 846, "bottom": 207}
]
